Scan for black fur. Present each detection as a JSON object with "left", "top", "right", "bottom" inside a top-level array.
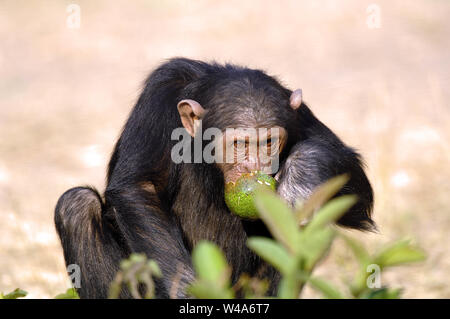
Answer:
[
  {"left": 277, "top": 105, "right": 375, "bottom": 230},
  {"left": 54, "top": 58, "right": 374, "bottom": 298}
]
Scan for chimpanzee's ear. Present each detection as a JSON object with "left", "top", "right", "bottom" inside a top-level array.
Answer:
[
  {"left": 290, "top": 89, "right": 303, "bottom": 110},
  {"left": 177, "top": 99, "right": 207, "bottom": 137}
]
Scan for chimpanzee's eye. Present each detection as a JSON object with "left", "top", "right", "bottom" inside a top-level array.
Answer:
[
  {"left": 234, "top": 139, "right": 247, "bottom": 148},
  {"left": 260, "top": 139, "right": 273, "bottom": 147}
]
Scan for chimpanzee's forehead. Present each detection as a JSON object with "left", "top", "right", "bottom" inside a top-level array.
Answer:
[
  {"left": 203, "top": 99, "right": 295, "bottom": 130},
  {"left": 201, "top": 77, "right": 293, "bottom": 127},
  {"left": 207, "top": 75, "right": 289, "bottom": 108},
  {"left": 214, "top": 72, "right": 287, "bottom": 98}
]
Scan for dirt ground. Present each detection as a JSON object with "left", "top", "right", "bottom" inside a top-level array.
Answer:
[{"left": 0, "top": 0, "right": 449, "bottom": 298}]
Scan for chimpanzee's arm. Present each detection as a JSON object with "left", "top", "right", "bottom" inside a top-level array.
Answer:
[
  {"left": 55, "top": 187, "right": 128, "bottom": 298},
  {"left": 55, "top": 185, "right": 195, "bottom": 298},
  {"left": 276, "top": 104, "right": 375, "bottom": 230},
  {"left": 104, "top": 185, "right": 196, "bottom": 298}
]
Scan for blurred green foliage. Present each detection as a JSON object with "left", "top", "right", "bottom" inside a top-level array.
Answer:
[
  {"left": 108, "top": 253, "right": 162, "bottom": 299},
  {"left": 0, "top": 288, "right": 28, "bottom": 299},
  {"left": 54, "top": 288, "right": 79, "bottom": 299},
  {"left": 187, "top": 175, "right": 426, "bottom": 299},
  {"left": 1, "top": 176, "right": 425, "bottom": 299}
]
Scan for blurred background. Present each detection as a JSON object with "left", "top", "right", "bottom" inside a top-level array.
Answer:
[{"left": 0, "top": 0, "right": 449, "bottom": 298}]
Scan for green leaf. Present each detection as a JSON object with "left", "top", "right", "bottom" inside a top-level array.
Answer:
[
  {"left": 296, "top": 174, "right": 350, "bottom": 224},
  {"left": 277, "top": 275, "right": 300, "bottom": 299},
  {"left": 309, "top": 277, "right": 344, "bottom": 299},
  {"left": 374, "top": 240, "right": 426, "bottom": 268},
  {"left": 0, "top": 288, "right": 28, "bottom": 299},
  {"left": 340, "top": 232, "right": 371, "bottom": 265},
  {"left": 187, "top": 282, "right": 234, "bottom": 299},
  {"left": 298, "top": 228, "right": 336, "bottom": 271},
  {"left": 234, "top": 274, "right": 270, "bottom": 299},
  {"left": 297, "top": 273, "right": 345, "bottom": 299},
  {"left": 54, "top": 288, "right": 80, "bottom": 299},
  {"left": 147, "top": 260, "right": 162, "bottom": 277},
  {"left": 305, "top": 195, "right": 357, "bottom": 233},
  {"left": 192, "top": 241, "right": 230, "bottom": 285},
  {"left": 254, "top": 189, "right": 300, "bottom": 253},
  {"left": 360, "top": 287, "right": 402, "bottom": 299},
  {"left": 247, "top": 237, "right": 294, "bottom": 275}
]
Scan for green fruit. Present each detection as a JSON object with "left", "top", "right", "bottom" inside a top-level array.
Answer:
[{"left": 224, "top": 171, "right": 277, "bottom": 219}]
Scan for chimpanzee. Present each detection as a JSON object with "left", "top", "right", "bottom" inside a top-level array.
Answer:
[{"left": 54, "top": 58, "right": 374, "bottom": 299}]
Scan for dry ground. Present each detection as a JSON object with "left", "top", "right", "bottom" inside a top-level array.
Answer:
[{"left": 0, "top": 0, "right": 449, "bottom": 298}]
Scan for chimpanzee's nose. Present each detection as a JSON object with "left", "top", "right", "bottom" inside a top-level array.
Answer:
[{"left": 244, "top": 157, "right": 262, "bottom": 173}]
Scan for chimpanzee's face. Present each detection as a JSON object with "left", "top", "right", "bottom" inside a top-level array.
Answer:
[
  {"left": 176, "top": 89, "right": 301, "bottom": 186},
  {"left": 214, "top": 126, "right": 287, "bottom": 183}
]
